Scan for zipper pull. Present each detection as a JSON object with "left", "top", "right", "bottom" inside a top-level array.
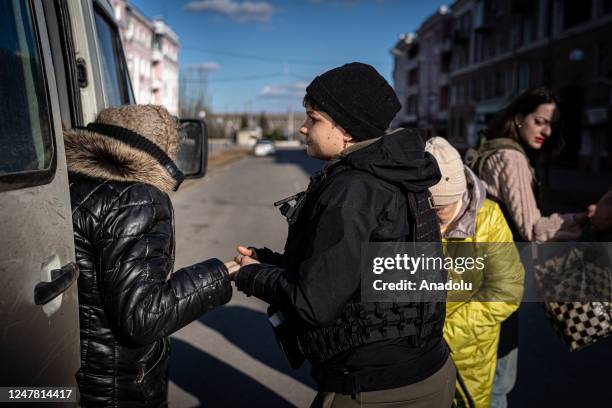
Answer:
[{"left": 135, "top": 368, "right": 145, "bottom": 384}]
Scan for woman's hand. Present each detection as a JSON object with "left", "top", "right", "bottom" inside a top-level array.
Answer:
[
  {"left": 224, "top": 260, "right": 241, "bottom": 280},
  {"left": 587, "top": 204, "right": 597, "bottom": 218},
  {"left": 234, "top": 245, "right": 259, "bottom": 268}
]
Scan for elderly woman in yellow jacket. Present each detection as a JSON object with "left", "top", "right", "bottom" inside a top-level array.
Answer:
[{"left": 425, "top": 137, "right": 525, "bottom": 408}]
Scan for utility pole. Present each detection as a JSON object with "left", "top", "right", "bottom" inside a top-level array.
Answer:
[
  {"left": 245, "top": 100, "right": 252, "bottom": 128},
  {"left": 182, "top": 65, "right": 209, "bottom": 117},
  {"left": 283, "top": 60, "right": 293, "bottom": 140}
]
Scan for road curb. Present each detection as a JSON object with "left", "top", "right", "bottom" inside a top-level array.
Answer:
[{"left": 208, "top": 148, "right": 250, "bottom": 169}]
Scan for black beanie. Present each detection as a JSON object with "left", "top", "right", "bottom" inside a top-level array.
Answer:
[{"left": 305, "top": 62, "right": 401, "bottom": 141}]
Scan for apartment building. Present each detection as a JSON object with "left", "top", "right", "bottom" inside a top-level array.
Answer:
[
  {"left": 391, "top": 6, "right": 453, "bottom": 137},
  {"left": 392, "top": 0, "right": 612, "bottom": 171},
  {"left": 448, "top": 0, "right": 612, "bottom": 170},
  {"left": 109, "top": 0, "right": 180, "bottom": 115}
]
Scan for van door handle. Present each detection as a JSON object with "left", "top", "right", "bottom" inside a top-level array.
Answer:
[{"left": 34, "top": 262, "right": 79, "bottom": 305}]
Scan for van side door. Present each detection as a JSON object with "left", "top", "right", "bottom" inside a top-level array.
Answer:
[{"left": 0, "top": 0, "right": 80, "bottom": 386}]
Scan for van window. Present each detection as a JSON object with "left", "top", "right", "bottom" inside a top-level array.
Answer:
[
  {"left": 0, "top": 0, "right": 54, "bottom": 178},
  {"left": 93, "top": 8, "right": 134, "bottom": 106}
]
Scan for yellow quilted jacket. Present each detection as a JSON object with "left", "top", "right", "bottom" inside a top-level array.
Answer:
[{"left": 442, "top": 167, "right": 524, "bottom": 408}]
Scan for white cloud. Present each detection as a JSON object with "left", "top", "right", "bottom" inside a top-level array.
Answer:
[
  {"left": 184, "top": 62, "right": 221, "bottom": 72},
  {"left": 183, "top": 0, "right": 275, "bottom": 23},
  {"left": 259, "top": 82, "right": 308, "bottom": 98},
  {"left": 309, "top": 0, "right": 386, "bottom": 5}
]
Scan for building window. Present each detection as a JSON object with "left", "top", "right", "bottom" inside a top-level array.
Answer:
[
  {"left": 472, "top": 79, "right": 481, "bottom": 102},
  {"left": 408, "top": 68, "right": 419, "bottom": 86},
  {"left": 523, "top": 16, "right": 535, "bottom": 44},
  {"left": 486, "top": 73, "right": 496, "bottom": 99},
  {"left": 405, "top": 94, "right": 419, "bottom": 115},
  {"left": 519, "top": 63, "right": 530, "bottom": 90},
  {"left": 439, "top": 86, "right": 449, "bottom": 111},
  {"left": 494, "top": 32, "right": 501, "bottom": 56},
  {"left": 474, "top": 34, "right": 483, "bottom": 62},
  {"left": 441, "top": 52, "right": 451, "bottom": 73},
  {"left": 468, "top": 80, "right": 475, "bottom": 102},
  {"left": 510, "top": 25, "right": 522, "bottom": 49},
  {"left": 595, "top": 42, "right": 609, "bottom": 78},
  {"left": 504, "top": 69, "right": 514, "bottom": 94},
  {"left": 563, "top": 0, "right": 592, "bottom": 30},
  {"left": 495, "top": 71, "right": 504, "bottom": 97}
]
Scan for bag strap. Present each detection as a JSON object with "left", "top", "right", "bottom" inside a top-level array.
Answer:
[{"left": 468, "top": 137, "right": 535, "bottom": 183}]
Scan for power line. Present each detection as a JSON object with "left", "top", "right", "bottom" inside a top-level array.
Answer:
[
  {"left": 182, "top": 46, "right": 392, "bottom": 67},
  {"left": 182, "top": 72, "right": 285, "bottom": 82}
]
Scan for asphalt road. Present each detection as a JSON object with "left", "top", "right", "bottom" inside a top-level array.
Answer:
[
  {"left": 168, "top": 148, "right": 321, "bottom": 408},
  {"left": 167, "top": 147, "right": 611, "bottom": 408}
]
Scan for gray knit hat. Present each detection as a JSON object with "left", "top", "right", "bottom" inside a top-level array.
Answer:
[{"left": 425, "top": 137, "right": 467, "bottom": 206}]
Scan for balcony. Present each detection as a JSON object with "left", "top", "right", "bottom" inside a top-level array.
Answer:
[
  {"left": 474, "top": 20, "right": 492, "bottom": 33},
  {"left": 151, "top": 79, "right": 162, "bottom": 90},
  {"left": 511, "top": 0, "right": 535, "bottom": 15},
  {"left": 473, "top": 0, "right": 492, "bottom": 33},
  {"left": 152, "top": 49, "right": 162, "bottom": 62},
  {"left": 452, "top": 30, "right": 470, "bottom": 44},
  {"left": 441, "top": 39, "right": 452, "bottom": 53}
]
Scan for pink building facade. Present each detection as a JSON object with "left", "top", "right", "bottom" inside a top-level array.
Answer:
[
  {"left": 391, "top": 6, "right": 452, "bottom": 137},
  {"left": 110, "top": 0, "right": 179, "bottom": 115}
]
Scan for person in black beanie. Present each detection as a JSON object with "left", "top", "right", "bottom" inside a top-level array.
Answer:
[{"left": 232, "top": 62, "right": 456, "bottom": 407}]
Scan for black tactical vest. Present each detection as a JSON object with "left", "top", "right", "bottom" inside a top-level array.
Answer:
[{"left": 277, "top": 166, "right": 446, "bottom": 364}]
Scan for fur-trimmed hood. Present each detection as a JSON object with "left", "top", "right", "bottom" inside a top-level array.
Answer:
[
  {"left": 64, "top": 128, "right": 178, "bottom": 193},
  {"left": 64, "top": 105, "right": 180, "bottom": 193}
]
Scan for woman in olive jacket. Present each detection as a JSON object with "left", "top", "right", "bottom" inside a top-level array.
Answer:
[
  {"left": 64, "top": 105, "right": 233, "bottom": 407},
  {"left": 233, "top": 63, "right": 456, "bottom": 408}
]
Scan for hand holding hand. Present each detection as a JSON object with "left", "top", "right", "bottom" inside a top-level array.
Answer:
[
  {"left": 224, "top": 260, "right": 240, "bottom": 281},
  {"left": 587, "top": 204, "right": 597, "bottom": 218},
  {"left": 234, "top": 245, "right": 259, "bottom": 267}
]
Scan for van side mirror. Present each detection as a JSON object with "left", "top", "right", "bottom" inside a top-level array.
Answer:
[{"left": 177, "top": 119, "right": 208, "bottom": 178}]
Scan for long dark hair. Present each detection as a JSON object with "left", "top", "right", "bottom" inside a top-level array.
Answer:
[{"left": 484, "top": 87, "right": 563, "bottom": 153}]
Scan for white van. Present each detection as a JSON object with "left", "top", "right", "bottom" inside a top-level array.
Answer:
[{"left": 0, "top": 0, "right": 205, "bottom": 389}]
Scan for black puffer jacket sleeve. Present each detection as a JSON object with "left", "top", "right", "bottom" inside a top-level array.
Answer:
[{"left": 97, "top": 184, "right": 232, "bottom": 345}]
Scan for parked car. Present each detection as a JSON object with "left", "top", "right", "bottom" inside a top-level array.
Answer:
[
  {"left": 0, "top": 0, "right": 206, "bottom": 389},
  {"left": 253, "top": 139, "right": 276, "bottom": 156}
]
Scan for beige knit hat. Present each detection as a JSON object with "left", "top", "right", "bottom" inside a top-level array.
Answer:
[
  {"left": 425, "top": 137, "right": 467, "bottom": 206},
  {"left": 95, "top": 104, "right": 180, "bottom": 160}
]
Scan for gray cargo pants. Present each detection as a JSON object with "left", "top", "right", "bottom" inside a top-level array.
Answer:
[{"left": 310, "top": 356, "right": 456, "bottom": 408}]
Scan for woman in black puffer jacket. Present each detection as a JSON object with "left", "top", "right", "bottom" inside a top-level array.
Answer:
[{"left": 64, "top": 105, "right": 233, "bottom": 407}]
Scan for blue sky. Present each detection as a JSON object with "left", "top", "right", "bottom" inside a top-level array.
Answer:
[{"left": 131, "top": 0, "right": 448, "bottom": 113}]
